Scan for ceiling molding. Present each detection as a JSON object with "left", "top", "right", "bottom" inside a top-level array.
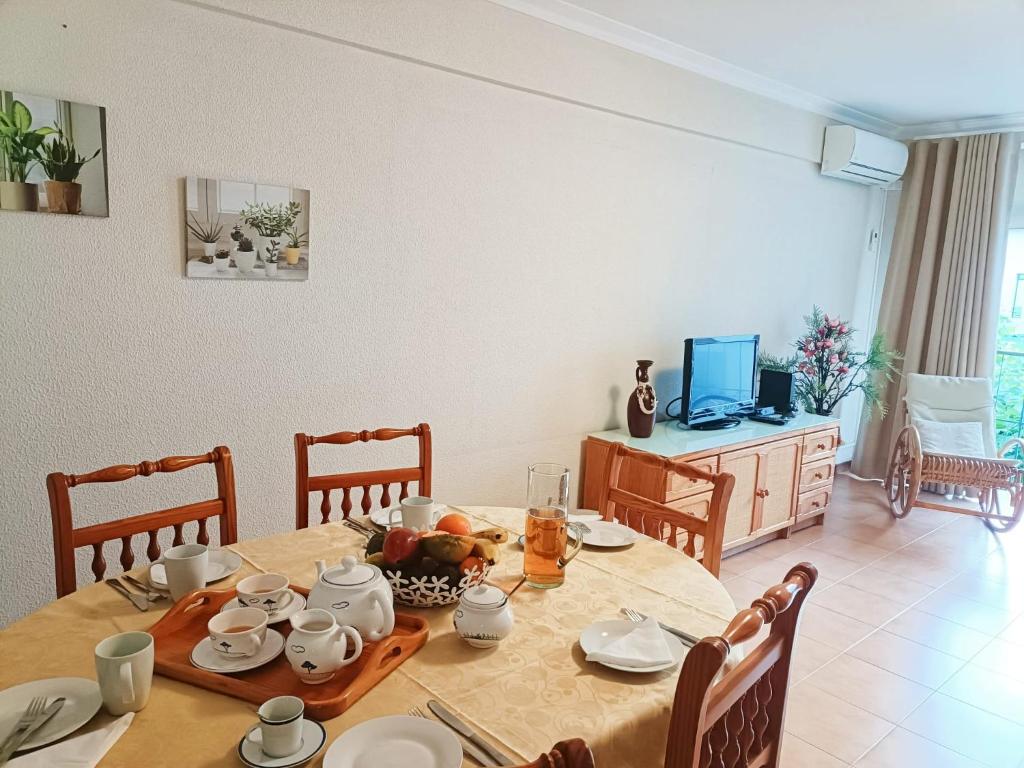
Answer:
[
  {"left": 489, "top": 0, "right": 901, "bottom": 137},
  {"left": 898, "top": 112, "right": 1024, "bottom": 140}
]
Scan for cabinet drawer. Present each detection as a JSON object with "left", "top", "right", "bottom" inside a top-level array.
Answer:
[
  {"left": 799, "top": 459, "right": 834, "bottom": 493},
  {"left": 666, "top": 456, "right": 719, "bottom": 498},
  {"left": 797, "top": 487, "right": 831, "bottom": 518},
  {"left": 803, "top": 429, "right": 839, "bottom": 462}
]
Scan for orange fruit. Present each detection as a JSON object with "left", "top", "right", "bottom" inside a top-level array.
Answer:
[
  {"left": 459, "top": 555, "right": 487, "bottom": 576},
  {"left": 435, "top": 513, "right": 472, "bottom": 536}
]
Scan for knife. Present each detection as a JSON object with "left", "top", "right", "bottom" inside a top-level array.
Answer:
[
  {"left": 0, "top": 697, "right": 65, "bottom": 765},
  {"left": 427, "top": 700, "right": 513, "bottom": 766}
]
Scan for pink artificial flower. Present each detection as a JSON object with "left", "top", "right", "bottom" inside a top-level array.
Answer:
[
  {"left": 839, "top": 366, "right": 850, "bottom": 375},
  {"left": 804, "top": 348, "right": 814, "bottom": 358},
  {"left": 830, "top": 354, "right": 839, "bottom": 364},
  {"left": 823, "top": 339, "right": 834, "bottom": 349},
  {"left": 839, "top": 324, "right": 848, "bottom": 334},
  {"left": 818, "top": 327, "right": 827, "bottom": 337}
]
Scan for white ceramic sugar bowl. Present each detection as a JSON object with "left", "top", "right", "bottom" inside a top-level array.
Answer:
[
  {"left": 307, "top": 555, "right": 396, "bottom": 641},
  {"left": 453, "top": 584, "right": 514, "bottom": 648}
]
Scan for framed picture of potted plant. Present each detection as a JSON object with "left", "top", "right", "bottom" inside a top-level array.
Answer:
[
  {"left": 0, "top": 88, "right": 108, "bottom": 216},
  {"left": 183, "top": 176, "right": 311, "bottom": 281}
]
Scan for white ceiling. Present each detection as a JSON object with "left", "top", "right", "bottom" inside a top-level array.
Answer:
[{"left": 494, "top": 0, "right": 1024, "bottom": 137}]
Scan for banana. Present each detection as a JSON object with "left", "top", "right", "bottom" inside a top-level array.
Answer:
[
  {"left": 472, "top": 538, "right": 501, "bottom": 564},
  {"left": 472, "top": 527, "right": 509, "bottom": 544}
]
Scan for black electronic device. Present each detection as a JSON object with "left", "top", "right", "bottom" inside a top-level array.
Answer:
[
  {"left": 757, "top": 369, "right": 797, "bottom": 416},
  {"left": 680, "top": 334, "right": 759, "bottom": 430}
]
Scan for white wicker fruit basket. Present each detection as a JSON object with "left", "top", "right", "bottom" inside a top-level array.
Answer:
[{"left": 383, "top": 564, "right": 490, "bottom": 608}]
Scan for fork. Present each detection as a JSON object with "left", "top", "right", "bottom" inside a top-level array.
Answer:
[
  {"left": 121, "top": 574, "right": 163, "bottom": 602},
  {"left": 342, "top": 520, "right": 373, "bottom": 539},
  {"left": 408, "top": 707, "right": 494, "bottom": 766},
  {"left": 0, "top": 697, "right": 46, "bottom": 762},
  {"left": 623, "top": 607, "right": 699, "bottom": 646},
  {"left": 105, "top": 578, "right": 149, "bottom": 612}
]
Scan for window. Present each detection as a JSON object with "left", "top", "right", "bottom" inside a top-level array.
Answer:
[{"left": 1013, "top": 274, "right": 1024, "bottom": 319}]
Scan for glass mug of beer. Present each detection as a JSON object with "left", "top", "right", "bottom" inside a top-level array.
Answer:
[{"left": 523, "top": 463, "right": 585, "bottom": 589}]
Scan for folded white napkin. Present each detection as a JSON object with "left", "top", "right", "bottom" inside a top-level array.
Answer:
[
  {"left": 9, "top": 713, "right": 134, "bottom": 768},
  {"left": 586, "top": 617, "right": 673, "bottom": 668}
]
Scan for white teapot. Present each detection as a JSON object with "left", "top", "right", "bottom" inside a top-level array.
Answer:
[
  {"left": 306, "top": 555, "right": 396, "bottom": 641},
  {"left": 453, "top": 584, "right": 514, "bottom": 648}
]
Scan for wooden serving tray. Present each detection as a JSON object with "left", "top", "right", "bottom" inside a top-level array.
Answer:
[{"left": 149, "top": 585, "right": 429, "bottom": 720}]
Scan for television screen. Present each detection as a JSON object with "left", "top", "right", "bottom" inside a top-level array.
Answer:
[{"left": 682, "top": 335, "right": 759, "bottom": 425}]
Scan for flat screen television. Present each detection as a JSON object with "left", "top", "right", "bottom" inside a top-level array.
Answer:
[{"left": 681, "top": 334, "right": 759, "bottom": 430}]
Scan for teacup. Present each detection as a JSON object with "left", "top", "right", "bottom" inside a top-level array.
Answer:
[
  {"left": 245, "top": 696, "right": 305, "bottom": 758},
  {"left": 236, "top": 573, "right": 294, "bottom": 615},
  {"left": 388, "top": 496, "right": 444, "bottom": 531},
  {"left": 208, "top": 607, "right": 268, "bottom": 658}
]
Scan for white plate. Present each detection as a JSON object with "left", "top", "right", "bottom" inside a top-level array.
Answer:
[
  {"left": 220, "top": 590, "right": 306, "bottom": 625},
  {"left": 579, "top": 620, "right": 686, "bottom": 673},
  {"left": 190, "top": 629, "right": 286, "bottom": 674},
  {"left": 148, "top": 547, "right": 243, "bottom": 589},
  {"left": 238, "top": 718, "right": 327, "bottom": 768},
  {"left": 322, "top": 715, "right": 462, "bottom": 768},
  {"left": 369, "top": 507, "right": 445, "bottom": 529},
  {"left": 0, "top": 677, "right": 101, "bottom": 751},
  {"left": 577, "top": 520, "right": 639, "bottom": 548}
]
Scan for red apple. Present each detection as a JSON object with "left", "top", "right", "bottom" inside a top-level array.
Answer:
[{"left": 383, "top": 527, "right": 420, "bottom": 563}]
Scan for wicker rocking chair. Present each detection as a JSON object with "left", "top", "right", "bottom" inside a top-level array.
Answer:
[{"left": 885, "top": 373, "right": 1024, "bottom": 532}]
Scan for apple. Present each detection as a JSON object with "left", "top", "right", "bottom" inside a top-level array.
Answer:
[{"left": 383, "top": 527, "right": 420, "bottom": 563}]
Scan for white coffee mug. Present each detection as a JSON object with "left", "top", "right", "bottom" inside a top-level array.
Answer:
[
  {"left": 245, "top": 696, "right": 304, "bottom": 758},
  {"left": 208, "top": 607, "right": 268, "bottom": 658},
  {"left": 236, "top": 573, "right": 294, "bottom": 615},
  {"left": 156, "top": 543, "right": 208, "bottom": 601},
  {"left": 387, "top": 496, "right": 444, "bottom": 531},
  {"left": 95, "top": 631, "right": 154, "bottom": 716}
]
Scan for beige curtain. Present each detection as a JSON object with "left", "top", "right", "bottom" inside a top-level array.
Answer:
[{"left": 853, "top": 131, "right": 1022, "bottom": 479}]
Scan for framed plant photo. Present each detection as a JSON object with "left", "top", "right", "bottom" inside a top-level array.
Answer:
[
  {"left": 184, "top": 176, "right": 311, "bottom": 281},
  {"left": 0, "top": 88, "right": 109, "bottom": 217}
]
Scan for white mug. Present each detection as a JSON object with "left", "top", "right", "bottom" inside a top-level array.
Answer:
[
  {"left": 387, "top": 496, "right": 444, "bottom": 531},
  {"left": 236, "top": 573, "right": 294, "bottom": 615},
  {"left": 94, "top": 631, "right": 154, "bottom": 716},
  {"left": 156, "top": 543, "right": 208, "bottom": 601},
  {"left": 208, "top": 607, "right": 268, "bottom": 658},
  {"left": 245, "top": 696, "right": 305, "bottom": 758}
]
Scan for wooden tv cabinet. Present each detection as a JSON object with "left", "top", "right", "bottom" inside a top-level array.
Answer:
[{"left": 581, "top": 413, "right": 840, "bottom": 555}]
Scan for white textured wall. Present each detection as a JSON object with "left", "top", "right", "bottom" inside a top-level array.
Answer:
[{"left": 0, "top": 0, "right": 872, "bottom": 625}]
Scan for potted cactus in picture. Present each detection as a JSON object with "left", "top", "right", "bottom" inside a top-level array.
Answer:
[
  {"left": 263, "top": 238, "right": 280, "bottom": 277},
  {"left": 234, "top": 235, "right": 256, "bottom": 273},
  {"left": 230, "top": 223, "right": 244, "bottom": 247},
  {"left": 284, "top": 226, "right": 307, "bottom": 266},
  {"left": 214, "top": 248, "right": 231, "bottom": 273},
  {"left": 37, "top": 126, "right": 101, "bottom": 214},
  {"left": 240, "top": 200, "right": 301, "bottom": 262},
  {"left": 0, "top": 100, "right": 55, "bottom": 212},
  {"left": 186, "top": 213, "right": 223, "bottom": 261}
]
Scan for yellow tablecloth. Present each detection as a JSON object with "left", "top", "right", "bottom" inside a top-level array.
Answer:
[{"left": 0, "top": 507, "right": 736, "bottom": 767}]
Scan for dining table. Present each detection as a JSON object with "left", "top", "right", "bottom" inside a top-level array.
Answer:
[{"left": 0, "top": 506, "right": 739, "bottom": 767}]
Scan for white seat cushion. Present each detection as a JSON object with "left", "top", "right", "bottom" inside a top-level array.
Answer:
[{"left": 914, "top": 418, "right": 987, "bottom": 458}]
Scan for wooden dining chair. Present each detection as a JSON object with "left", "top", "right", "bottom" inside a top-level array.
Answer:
[
  {"left": 46, "top": 446, "right": 238, "bottom": 597},
  {"left": 514, "top": 739, "right": 595, "bottom": 767},
  {"left": 294, "top": 424, "right": 432, "bottom": 528},
  {"left": 665, "top": 562, "right": 817, "bottom": 768},
  {"left": 596, "top": 442, "right": 734, "bottom": 577}
]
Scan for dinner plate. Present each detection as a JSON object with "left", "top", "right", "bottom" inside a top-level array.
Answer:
[
  {"left": 219, "top": 590, "right": 306, "bottom": 625},
  {"left": 579, "top": 619, "right": 686, "bottom": 673},
  {"left": 190, "top": 629, "right": 285, "bottom": 674},
  {"left": 148, "top": 547, "right": 243, "bottom": 589},
  {"left": 368, "top": 507, "right": 445, "bottom": 529},
  {"left": 577, "top": 520, "right": 639, "bottom": 548},
  {"left": 322, "top": 715, "right": 462, "bottom": 768},
  {"left": 0, "top": 677, "right": 101, "bottom": 751},
  {"left": 238, "top": 718, "right": 327, "bottom": 768}
]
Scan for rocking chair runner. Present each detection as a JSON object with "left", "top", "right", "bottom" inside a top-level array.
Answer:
[{"left": 885, "top": 373, "right": 1024, "bottom": 532}]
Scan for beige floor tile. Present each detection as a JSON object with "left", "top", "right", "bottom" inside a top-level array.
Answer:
[
  {"left": 782, "top": 732, "right": 849, "bottom": 767},
  {"left": 799, "top": 604, "right": 875, "bottom": 650},
  {"left": 971, "top": 638, "right": 1024, "bottom": 682},
  {"left": 940, "top": 573, "right": 1024, "bottom": 612},
  {"left": 915, "top": 591, "right": 1020, "bottom": 635},
  {"left": 721, "top": 547, "right": 781, "bottom": 576},
  {"left": 940, "top": 663, "right": 1024, "bottom": 726},
  {"left": 847, "top": 631, "right": 964, "bottom": 688},
  {"left": 803, "top": 653, "right": 931, "bottom": 721},
  {"left": 883, "top": 609, "right": 993, "bottom": 660},
  {"left": 784, "top": 683, "right": 895, "bottom": 763},
  {"left": 855, "top": 727, "right": 986, "bottom": 768},
  {"left": 791, "top": 634, "right": 843, "bottom": 682},
  {"left": 902, "top": 693, "right": 1024, "bottom": 768},
  {"left": 794, "top": 550, "right": 864, "bottom": 581},
  {"left": 872, "top": 552, "right": 962, "bottom": 587},
  {"left": 1001, "top": 615, "right": 1024, "bottom": 646},
  {"left": 809, "top": 583, "right": 907, "bottom": 627},
  {"left": 724, "top": 575, "right": 774, "bottom": 608},
  {"left": 804, "top": 535, "right": 891, "bottom": 565},
  {"left": 838, "top": 567, "right": 935, "bottom": 606}
]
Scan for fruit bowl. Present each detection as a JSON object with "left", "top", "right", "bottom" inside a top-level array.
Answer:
[{"left": 383, "top": 564, "right": 490, "bottom": 608}]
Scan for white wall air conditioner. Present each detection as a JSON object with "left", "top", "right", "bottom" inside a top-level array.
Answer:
[{"left": 821, "top": 125, "right": 908, "bottom": 186}]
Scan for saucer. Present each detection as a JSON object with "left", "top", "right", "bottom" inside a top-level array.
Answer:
[
  {"left": 220, "top": 590, "right": 306, "bottom": 624},
  {"left": 237, "top": 718, "right": 327, "bottom": 768},
  {"left": 190, "top": 629, "right": 285, "bottom": 673},
  {"left": 149, "top": 547, "right": 243, "bottom": 589},
  {"left": 322, "top": 715, "right": 461, "bottom": 768},
  {"left": 578, "top": 521, "right": 639, "bottom": 548},
  {"left": 579, "top": 619, "right": 686, "bottom": 673}
]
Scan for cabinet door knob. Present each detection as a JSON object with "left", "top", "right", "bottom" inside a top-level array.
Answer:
[
  {"left": 755, "top": 488, "right": 770, "bottom": 498},
  {"left": 813, "top": 472, "right": 823, "bottom": 480},
  {"left": 811, "top": 500, "right": 821, "bottom": 508},
  {"left": 816, "top": 443, "right": 827, "bottom": 450}
]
